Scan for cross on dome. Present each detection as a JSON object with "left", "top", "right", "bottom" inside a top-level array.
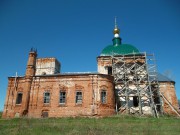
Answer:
[{"left": 113, "top": 17, "right": 120, "bottom": 38}]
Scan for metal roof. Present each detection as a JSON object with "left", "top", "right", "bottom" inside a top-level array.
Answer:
[
  {"left": 9, "top": 72, "right": 174, "bottom": 83},
  {"left": 101, "top": 44, "right": 139, "bottom": 56},
  {"left": 157, "top": 73, "right": 174, "bottom": 82},
  {"left": 150, "top": 73, "right": 174, "bottom": 82}
]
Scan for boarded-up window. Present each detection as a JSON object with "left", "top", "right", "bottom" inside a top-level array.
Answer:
[
  {"left": 42, "top": 111, "right": 48, "bottom": 118},
  {"left": 16, "top": 93, "right": 23, "bottom": 104}
]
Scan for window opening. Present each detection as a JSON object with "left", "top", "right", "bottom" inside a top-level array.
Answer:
[
  {"left": 44, "top": 92, "right": 50, "bottom": 103},
  {"left": 60, "top": 91, "right": 66, "bottom": 104},
  {"left": 16, "top": 93, "right": 23, "bottom": 104},
  {"left": 76, "top": 91, "right": 82, "bottom": 104},
  {"left": 108, "top": 66, "right": 112, "bottom": 75},
  {"left": 101, "top": 90, "right": 107, "bottom": 103},
  {"left": 133, "top": 96, "right": 139, "bottom": 107}
]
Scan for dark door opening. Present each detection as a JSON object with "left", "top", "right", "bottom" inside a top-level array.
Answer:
[
  {"left": 133, "top": 96, "right": 139, "bottom": 107},
  {"left": 107, "top": 66, "right": 112, "bottom": 75}
]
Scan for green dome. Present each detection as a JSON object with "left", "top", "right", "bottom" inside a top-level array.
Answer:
[{"left": 101, "top": 38, "right": 139, "bottom": 56}]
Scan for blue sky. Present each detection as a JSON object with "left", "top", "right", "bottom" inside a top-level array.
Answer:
[{"left": 0, "top": 0, "right": 180, "bottom": 111}]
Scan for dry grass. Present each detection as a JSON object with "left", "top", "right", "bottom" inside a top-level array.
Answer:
[{"left": 0, "top": 115, "right": 180, "bottom": 135}]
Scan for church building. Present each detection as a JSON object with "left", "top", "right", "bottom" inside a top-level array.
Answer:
[{"left": 2, "top": 21, "right": 179, "bottom": 118}]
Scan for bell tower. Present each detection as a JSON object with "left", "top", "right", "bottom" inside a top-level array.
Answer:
[
  {"left": 21, "top": 48, "right": 37, "bottom": 115},
  {"left": 25, "top": 48, "right": 37, "bottom": 77}
]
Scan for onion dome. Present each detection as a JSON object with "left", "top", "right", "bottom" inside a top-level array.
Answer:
[{"left": 101, "top": 17, "right": 139, "bottom": 56}]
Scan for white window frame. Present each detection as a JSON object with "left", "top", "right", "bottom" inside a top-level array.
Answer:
[
  {"left": 59, "top": 91, "right": 66, "bottom": 104},
  {"left": 44, "top": 91, "right": 50, "bottom": 104},
  {"left": 101, "top": 90, "right": 107, "bottom": 104},
  {"left": 76, "top": 91, "right": 82, "bottom": 104}
]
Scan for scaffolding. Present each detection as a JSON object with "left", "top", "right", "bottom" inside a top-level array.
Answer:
[{"left": 112, "top": 52, "right": 162, "bottom": 118}]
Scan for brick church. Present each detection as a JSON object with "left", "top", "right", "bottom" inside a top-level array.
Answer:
[{"left": 2, "top": 21, "right": 179, "bottom": 118}]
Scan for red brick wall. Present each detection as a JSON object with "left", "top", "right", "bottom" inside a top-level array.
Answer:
[
  {"left": 28, "top": 74, "right": 115, "bottom": 118},
  {"left": 3, "top": 74, "right": 115, "bottom": 118},
  {"left": 2, "top": 77, "right": 27, "bottom": 118},
  {"left": 159, "top": 82, "right": 179, "bottom": 115}
]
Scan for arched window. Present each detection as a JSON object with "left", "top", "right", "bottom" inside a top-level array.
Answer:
[{"left": 44, "top": 92, "right": 50, "bottom": 103}]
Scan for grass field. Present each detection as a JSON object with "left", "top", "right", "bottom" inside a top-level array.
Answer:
[{"left": 0, "top": 113, "right": 180, "bottom": 135}]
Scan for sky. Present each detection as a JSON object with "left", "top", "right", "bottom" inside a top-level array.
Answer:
[{"left": 0, "top": 0, "right": 180, "bottom": 111}]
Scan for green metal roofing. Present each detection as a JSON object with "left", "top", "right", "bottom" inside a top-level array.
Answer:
[{"left": 101, "top": 37, "right": 139, "bottom": 56}]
